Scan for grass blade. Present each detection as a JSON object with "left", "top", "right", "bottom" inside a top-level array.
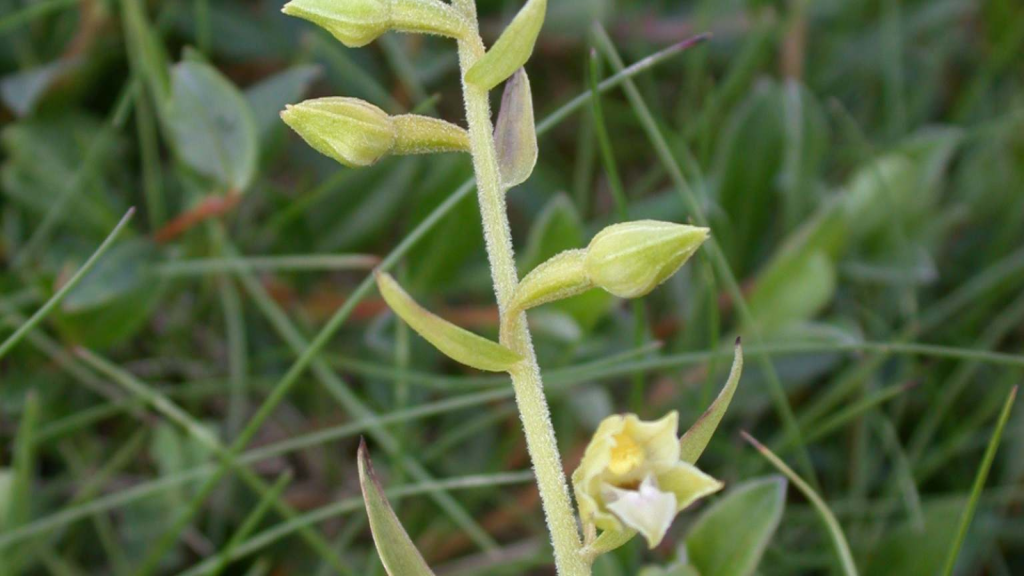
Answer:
[
  {"left": 940, "top": 385, "right": 1018, "bottom": 576},
  {"left": 0, "top": 208, "right": 135, "bottom": 361},
  {"left": 742, "top": 431, "right": 858, "bottom": 576}
]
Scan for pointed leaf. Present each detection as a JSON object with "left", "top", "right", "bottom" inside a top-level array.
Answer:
[
  {"left": 494, "top": 68, "right": 538, "bottom": 189},
  {"left": 376, "top": 272, "right": 523, "bottom": 372},
  {"left": 358, "top": 440, "right": 437, "bottom": 576},
  {"left": 685, "top": 477, "right": 787, "bottom": 576},
  {"left": 680, "top": 340, "right": 743, "bottom": 464},
  {"left": 465, "top": 0, "right": 546, "bottom": 90}
]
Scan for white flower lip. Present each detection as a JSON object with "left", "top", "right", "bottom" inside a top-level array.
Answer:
[{"left": 603, "top": 474, "right": 678, "bottom": 548}]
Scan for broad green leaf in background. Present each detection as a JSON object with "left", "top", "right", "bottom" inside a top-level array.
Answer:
[
  {"left": 746, "top": 250, "right": 837, "bottom": 334},
  {"left": 54, "top": 239, "right": 167, "bottom": 348},
  {"left": 165, "top": 60, "right": 258, "bottom": 192},
  {"left": 746, "top": 198, "right": 848, "bottom": 333},
  {"left": 376, "top": 272, "right": 523, "bottom": 372},
  {"left": 61, "top": 239, "right": 156, "bottom": 312},
  {"left": 494, "top": 68, "right": 538, "bottom": 190},
  {"left": 680, "top": 340, "right": 744, "bottom": 464},
  {"left": 465, "top": 0, "right": 547, "bottom": 91},
  {"left": 865, "top": 502, "right": 965, "bottom": 576},
  {"left": 685, "top": 476, "right": 787, "bottom": 576},
  {"left": 358, "top": 440, "right": 437, "bottom": 576}
]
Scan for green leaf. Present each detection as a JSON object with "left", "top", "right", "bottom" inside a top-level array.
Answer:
[
  {"left": 465, "top": 0, "right": 547, "bottom": 91},
  {"left": 165, "top": 60, "right": 258, "bottom": 192},
  {"left": 358, "top": 440, "right": 437, "bottom": 576},
  {"left": 61, "top": 239, "right": 155, "bottom": 312},
  {"left": 493, "top": 68, "right": 538, "bottom": 190},
  {"left": 865, "top": 502, "right": 963, "bottom": 576},
  {"left": 679, "top": 340, "right": 743, "bottom": 464},
  {"left": 376, "top": 272, "right": 523, "bottom": 372},
  {"left": 685, "top": 476, "right": 786, "bottom": 576},
  {"left": 53, "top": 239, "right": 167, "bottom": 349}
]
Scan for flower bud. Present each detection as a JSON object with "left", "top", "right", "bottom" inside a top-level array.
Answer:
[
  {"left": 282, "top": 0, "right": 469, "bottom": 48},
  {"left": 584, "top": 221, "right": 709, "bottom": 299},
  {"left": 282, "top": 97, "right": 395, "bottom": 167},
  {"left": 282, "top": 98, "right": 470, "bottom": 168}
]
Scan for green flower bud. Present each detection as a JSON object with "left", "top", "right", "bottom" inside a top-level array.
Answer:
[
  {"left": 282, "top": 97, "right": 395, "bottom": 167},
  {"left": 584, "top": 220, "right": 709, "bottom": 299},
  {"left": 281, "top": 98, "right": 470, "bottom": 168},
  {"left": 282, "top": 0, "right": 470, "bottom": 48}
]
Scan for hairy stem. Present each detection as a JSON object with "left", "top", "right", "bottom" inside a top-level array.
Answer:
[{"left": 453, "top": 3, "right": 587, "bottom": 574}]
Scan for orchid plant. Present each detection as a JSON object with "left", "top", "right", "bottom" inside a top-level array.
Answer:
[{"left": 281, "top": 0, "right": 743, "bottom": 573}]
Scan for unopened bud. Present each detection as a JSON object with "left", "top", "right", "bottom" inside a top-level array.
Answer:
[
  {"left": 584, "top": 221, "right": 709, "bottom": 298},
  {"left": 282, "top": 98, "right": 470, "bottom": 168},
  {"left": 282, "top": 0, "right": 469, "bottom": 48},
  {"left": 282, "top": 97, "right": 395, "bottom": 167}
]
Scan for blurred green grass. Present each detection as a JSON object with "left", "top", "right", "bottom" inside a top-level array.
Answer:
[{"left": 1, "top": 0, "right": 1023, "bottom": 574}]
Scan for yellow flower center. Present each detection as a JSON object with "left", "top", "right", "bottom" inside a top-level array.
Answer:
[{"left": 608, "top": 432, "right": 645, "bottom": 475}]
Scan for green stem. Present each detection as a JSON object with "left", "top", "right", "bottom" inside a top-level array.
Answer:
[{"left": 453, "top": 4, "right": 587, "bottom": 574}]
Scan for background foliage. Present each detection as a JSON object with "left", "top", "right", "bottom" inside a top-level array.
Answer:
[{"left": 1, "top": 0, "right": 1023, "bottom": 574}]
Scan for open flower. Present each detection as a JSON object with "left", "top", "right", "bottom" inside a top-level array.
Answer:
[{"left": 572, "top": 412, "right": 723, "bottom": 548}]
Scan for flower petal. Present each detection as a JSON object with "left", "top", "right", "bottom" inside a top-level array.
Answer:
[
  {"left": 622, "top": 411, "right": 680, "bottom": 465},
  {"left": 604, "top": 475, "right": 678, "bottom": 548},
  {"left": 658, "top": 461, "right": 724, "bottom": 512}
]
